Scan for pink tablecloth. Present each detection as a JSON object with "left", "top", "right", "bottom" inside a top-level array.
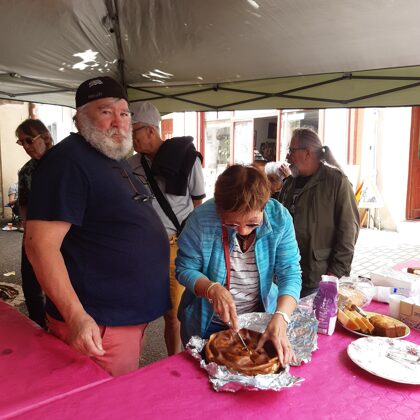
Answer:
[
  {"left": 14, "top": 301, "right": 420, "bottom": 420},
  {"left": 392, "top": 259, "right": 420, "bottom": 271},
  {"left": 0, "top": 301, "right": 111, "bottom": 419}
]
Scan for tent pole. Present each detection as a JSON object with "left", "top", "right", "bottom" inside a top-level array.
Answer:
[{"left": 104, "top": 0, "right": 127, "bottom": 93}]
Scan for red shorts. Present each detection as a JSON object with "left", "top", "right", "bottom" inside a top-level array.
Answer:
[{"left": 47, "top": 314, "right": 147, "bottom": 376}]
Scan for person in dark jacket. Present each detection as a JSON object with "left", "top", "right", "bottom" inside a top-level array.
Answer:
[
  {"left": 278, "top": 128, "right": 360, "bottom": 297},
  {"left": 15, "top": 119, "right": 54, "bottom": 328}
]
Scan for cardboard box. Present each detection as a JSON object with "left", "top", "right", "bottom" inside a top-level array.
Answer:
[
  {"left": 370, "top": 268, "right": 420, "bottom": 297},
  {"left": 399, "top": 296, "right": 420, "bottom": 331}
]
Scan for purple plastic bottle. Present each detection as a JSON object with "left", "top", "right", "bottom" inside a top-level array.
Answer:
[{"left": 313, "top": 276, "right": 339, "bottom": 335}]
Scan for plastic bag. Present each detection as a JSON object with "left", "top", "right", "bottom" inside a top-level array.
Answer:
[{"left": 338, "top": 276, "right": 375, "bottom": 309}]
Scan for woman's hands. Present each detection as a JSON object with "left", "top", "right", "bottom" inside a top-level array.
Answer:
[
  {"left": 257, "top": 313, "right": 296, "bottom": 367},
  {"left": 193, "top": 278, "right": 240, "bottom": 332},
  {"left": 207, "top": 283, "right": 240, "bottom": 332}
]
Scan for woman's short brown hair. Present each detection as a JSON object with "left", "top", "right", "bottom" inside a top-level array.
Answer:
[{"left": 214, "top": 164, "right": 271, "bottom": 214}]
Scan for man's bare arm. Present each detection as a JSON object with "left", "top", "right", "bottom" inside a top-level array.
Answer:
[{"left": 25, "top": 220, "right": 105, "bottom": 357}]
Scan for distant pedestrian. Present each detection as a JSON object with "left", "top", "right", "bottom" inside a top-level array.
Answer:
[{"left": 7, "top": 182, "right": 20, "bottom": 222}]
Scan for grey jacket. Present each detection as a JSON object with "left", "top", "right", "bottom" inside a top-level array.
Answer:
[{"left": 279, "top": 163, "right": 360, "bottom": 288}]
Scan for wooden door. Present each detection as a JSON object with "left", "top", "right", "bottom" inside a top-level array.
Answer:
[{"left": 406, "top": 107, "right": 420, "bottom": 219}]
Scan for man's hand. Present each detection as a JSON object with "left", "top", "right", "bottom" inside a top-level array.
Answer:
[
  {"left": 279, "top": 163, "right": 291, "bottom": 180},
  {"left": 67, "top": 312, "right": 105, "bottom": 357},
  {"left": 25, "top": 220, "right": 104, "bottom": 358}
]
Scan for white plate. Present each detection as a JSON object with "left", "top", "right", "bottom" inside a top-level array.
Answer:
[
  {"left": 339, "top": 311, "right": 410, "bottom": 339},
  {"left": 2, "top": 226, "right": 17, "bottom": 231},
  {"left": 347, "top": 337, "right": 420, "bottom": 384}
]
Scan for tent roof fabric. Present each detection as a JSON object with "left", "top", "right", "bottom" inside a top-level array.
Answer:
[{"left": 1, "top": 0, "right": 420, "bottom": 111}]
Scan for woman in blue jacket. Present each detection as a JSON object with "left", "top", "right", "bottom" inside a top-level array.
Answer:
[{"left": 176, "top": 165, "right": 301, "bottom": 366}]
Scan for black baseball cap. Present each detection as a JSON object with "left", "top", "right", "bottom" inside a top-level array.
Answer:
[{"left": 75, "top": 76, "right": 128, "bottom": 108}]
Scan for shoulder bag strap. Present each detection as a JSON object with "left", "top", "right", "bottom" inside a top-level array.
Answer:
[
  {"left": 141, "top": 154, "right": 182, "bottom": 235},
  {"left": 222, "top": 225, "right": 231, "bottom": 290}
]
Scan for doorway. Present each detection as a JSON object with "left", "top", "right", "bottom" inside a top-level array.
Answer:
[{"left": 406, "top": 107, "right": 420, "bottom": 219}]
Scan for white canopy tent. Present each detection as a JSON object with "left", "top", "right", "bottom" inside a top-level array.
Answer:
[{"left": 1, "top": 0, "right": 420, "bottom": 111}]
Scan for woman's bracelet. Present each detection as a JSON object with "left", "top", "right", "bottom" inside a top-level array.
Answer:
[{"left": 205, "top": 282, "right": 219, "bottom": 303}]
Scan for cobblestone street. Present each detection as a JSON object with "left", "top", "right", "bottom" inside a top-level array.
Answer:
[{"left": 351, "top": 223, "right": 420, "bottom": 278}]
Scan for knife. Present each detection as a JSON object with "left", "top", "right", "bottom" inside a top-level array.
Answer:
[
  {"left": 236, "top": 330, "right": 250, "bottom": 351},
  {"left": 226, "top": 321, "right": 252, "bottom": 353},
  {"left": 351, "top": 304, "right": 368, "bottom": 318}
]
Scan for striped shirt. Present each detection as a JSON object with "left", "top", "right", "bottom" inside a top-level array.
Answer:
[
  {"left": 213, "top": 235, "right": 260, "bottom": 325},
  {"left": 230, "top": 236, "right": 260, "bottom": 314}
]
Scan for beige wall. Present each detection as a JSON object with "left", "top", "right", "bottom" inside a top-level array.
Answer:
[
  {"left": 376, "top": 107, "right": 411, "bottom": 230},
  {"left": 0, "top": 101, "right": 32, "bottom": 217}
]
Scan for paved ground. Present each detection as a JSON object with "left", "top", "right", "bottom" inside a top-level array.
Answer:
[{"left": 1, "top": 218, "right": 419, "bottom": 366}]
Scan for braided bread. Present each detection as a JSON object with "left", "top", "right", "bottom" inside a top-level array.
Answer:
[{"left": 205, "top": 328, "right": 280, "bottom": 376}]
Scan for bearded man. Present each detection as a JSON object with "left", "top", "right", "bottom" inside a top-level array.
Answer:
[
  {"left": 278, "top": 128, "right": 359, "bottom": 298},
  {"left": 25, "top": 77, "right": 170, "bottom": 376}
]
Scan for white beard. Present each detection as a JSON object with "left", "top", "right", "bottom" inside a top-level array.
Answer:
[
  {"left": 289, "top": 164, "right": 300, "bottom": 178},
  {"left": 78, "top": 114, "right": 132, "bottom": 161}
]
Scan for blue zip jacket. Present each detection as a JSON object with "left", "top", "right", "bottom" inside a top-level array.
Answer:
[{"left": 175, "top": 198, "right": 302, "bottom": 342}]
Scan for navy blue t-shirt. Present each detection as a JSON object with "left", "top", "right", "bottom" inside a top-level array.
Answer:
[{"left": 28, "top": 133, "right": 170, "bottom": 326}]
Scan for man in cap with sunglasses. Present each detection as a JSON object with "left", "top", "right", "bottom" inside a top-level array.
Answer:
[
  {"left": 127, "top": 101, "right": 205, "bottom": 355},
  {"left": 25, "top": 77, "right": 170, "bottom": 376}
]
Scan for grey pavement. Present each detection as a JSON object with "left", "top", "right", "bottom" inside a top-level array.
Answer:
[
  {"left": 350, "top": 222, "right": 420, "bottom": 278},
  {"left": 1, "top": 217, "right": 419, "bottom": 367}
]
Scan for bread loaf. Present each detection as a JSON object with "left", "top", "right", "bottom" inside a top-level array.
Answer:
[
  {"left": 369, "top": 315, "right": 407, "bottom": 338},
  {"left": 205, "top": 328, "right": 280, "bottom": 376}
]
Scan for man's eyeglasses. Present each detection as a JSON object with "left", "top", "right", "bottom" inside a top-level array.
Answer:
[
  {"left": 113, "top": 166, "right": 154, "bottom": 202},
  {"left": 16, "top": 134, "right": 42, "bottom": 146},
  {"left": 222, "top": 222, "right": 262, "bottom": 231},
  {"left": 287, "top": 147, "right": 306, "bottom": 154}
]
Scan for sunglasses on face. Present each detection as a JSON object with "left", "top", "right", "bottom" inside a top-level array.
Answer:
[{"left": 16, "top": 134, "right": 42, "bottom": 146}]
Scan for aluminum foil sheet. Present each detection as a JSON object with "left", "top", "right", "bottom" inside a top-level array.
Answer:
[{"left": 186, "top": 305, "right": 318, "bottom": 392}]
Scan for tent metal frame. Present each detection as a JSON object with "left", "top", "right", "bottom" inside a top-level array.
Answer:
[
  {"left": 2, "top": 0, "right": 420, "bottom": 110},
  {"left": 3, "top": 71, "right": 420, "bottom": 109}
]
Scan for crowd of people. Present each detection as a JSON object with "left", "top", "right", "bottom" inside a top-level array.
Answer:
[{"left": 10, "top": 75, "right": 359, "bottom": 376}]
